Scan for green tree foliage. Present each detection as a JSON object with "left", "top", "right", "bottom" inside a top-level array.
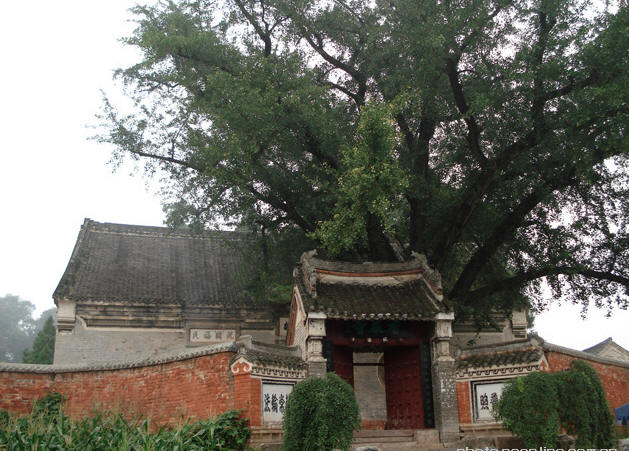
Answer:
[
  {"left": 22, "top": 316, "right": 56, "bottom": 364},
  {"left": 494, "top": 360, "right": 614, "bottom": 449},
  {"left": 97, "top": 0, "right": 629, "bottom": 318},
  {"left": 493, "top": 372, "right": 560, "bottom": 448},
  {"left": 0, "top": 295, "right": 56, "bottom": 363},
  {"left": 557, "top": 360, "right": 615, "bottom": 449},
  {"left": 314, "top": 102, "right": 409, "bottom": 259},
  {"left": 282, "top": 373, "right": 361, "bottom": 451}
]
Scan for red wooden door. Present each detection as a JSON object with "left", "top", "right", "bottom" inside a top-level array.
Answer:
[
  {"left": 384, "top": 346, "right": 424, "bottom": 429},
  {"left": 334, "top": 346, "right": 354, "bottom": 387}
]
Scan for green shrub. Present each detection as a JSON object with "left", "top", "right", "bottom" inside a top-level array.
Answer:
[
  {"left": 494, "top": 360, "right": 614, "bottom": 449},
  {"left": 282, "top": 373, "right": 361, "bottom": 451},
  {"left": 493, "top": 372, "right": 560, "bottom": 448},
  {"left": 562, "top": 360, "right": 614, "bottom": 449},
  {"left": 0, "top": 398, "right": 251, "bottom": 450}
]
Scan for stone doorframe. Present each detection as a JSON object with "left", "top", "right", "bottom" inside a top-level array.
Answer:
[{"left": 304, "top": 311, "right": 460, "bottom": 442}]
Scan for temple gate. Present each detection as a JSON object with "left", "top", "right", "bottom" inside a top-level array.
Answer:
[{"left": 287, "top": 251, "right": 460, "bottom": 441}]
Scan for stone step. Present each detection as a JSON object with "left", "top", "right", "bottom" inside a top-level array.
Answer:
[
  {"left": 353, "top": 429, "right": 441, "bottom": 446},
  {"left": 354, "top": 436, "right": 418, "bottom": 443},
  {"left": 355, "top": 429, "right": 415, "bottom": 438},
  {"left": 351, "top": 442, "right": 420, "bottom": 451},
  {"left": 351, "top": 445, "right": 452, "bottom": 451},
  {"left": 413, "top": 429, "right": 441, "bottom": 445},
  {"left": 252, "top": 428, "right": 444, "bottom": 450},
  {"left": 256, "top": 441, "right": 449, "bottom": 451}
]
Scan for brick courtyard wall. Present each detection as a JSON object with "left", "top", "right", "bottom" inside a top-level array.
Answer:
[
  {"left": 0, "top": 347, "right": 263, "bottom": 426},
  {"left": 456, "top": 381, "right": 472, "bottom": 424},
  {"left": 544, "top": 346, "right": 629, "bottom": 411},
  {"left": 233, "top": 372, "right": 263, "bottom": 427},
  {"left": 454, "top": 343, "right": 629, "bottom": 427},
  {"left": 0, "top": 371, "right": 54, "bottom": 415}
]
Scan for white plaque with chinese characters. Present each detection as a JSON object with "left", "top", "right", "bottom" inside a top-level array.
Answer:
[
  {"left": 474, "top": 381, "right": 505, "bottom": 421},
  {"left": 189, "top": 329, "right": 236, "bottom": 344},
  {"left": 262, "top": 383, "right": 293, "bottom": 423}
]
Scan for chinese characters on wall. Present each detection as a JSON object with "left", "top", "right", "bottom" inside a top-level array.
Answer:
[
  {"left": 189, "top": 329, "right": 236, "bottom": 344},
  {"left": 474, "top": 381, "right": 505, "bottom": 421},
  {"left": 262, "top": 383, "right": 293, "bottom": 423}
]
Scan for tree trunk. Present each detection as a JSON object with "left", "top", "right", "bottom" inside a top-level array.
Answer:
[{"left": 366, "top": 213, "right": 398, "bottom": 261}]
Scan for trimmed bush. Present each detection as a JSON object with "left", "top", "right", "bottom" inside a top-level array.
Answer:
[
  {"left": 282, "top": 373, "right": 361, "bottom": 451},
  {"left": 493, "top": 372, "right": 560, "bottom": 448},
  {"left": 494, "top": 360, "right": 614, "bottom": 449}
]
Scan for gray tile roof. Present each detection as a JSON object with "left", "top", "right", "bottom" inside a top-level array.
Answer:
[
  {"left": 297, "top": 277, "right": 448, "bottom": 320},
  {"left": 233, "top": 347, "right": 307, "bottom": 370},
  {"left": 582, "top": 337, "right": 629, "bottom": 362},
  {"left": 456, "top": 346, "right": 544, "bottom": 370},
  {"left": 54, "top": 219, "right": 257, "bottom": 307}
]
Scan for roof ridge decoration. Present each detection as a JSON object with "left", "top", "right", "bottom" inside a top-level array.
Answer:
[
  {"left": 457, "top": 335, "right": 542, "bottom": 354},
  {"left": 85, "top": 218, "right": 251, "bottom": 240},
  {"left": 230, "top": 336, "right": 307, "bottom": 380},
  {"left": 300, "top": 250, "right": 443, "bottom": 297},
  {"left": 456, "top": 345, "right": 546, "bottom": 379},
  {"left": 295, "top": 250, "right": 450, "bottom": 320}
]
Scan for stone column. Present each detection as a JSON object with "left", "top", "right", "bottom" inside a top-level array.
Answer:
[
  {"left": 306, "top": 312, "right": 327, "bottom": 377},
  {"left": 431, "top": 312, "right": 459, "bottom": 443}
]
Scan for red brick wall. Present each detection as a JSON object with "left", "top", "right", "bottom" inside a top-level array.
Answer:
[
  {"left": 0, "top": 351, "right": 263, "bottom": 426},
  {"left": 0, "top": 371, "right": 54, "bottom": 414},
  {"left": 456, "top": 381, "right": 472, "bottom": 424},
  {"left": 455, "top": 350, "right": 629, "bottom": 424},
  {"left": 233, "top": 372, "right": 262, "bottom": 427},
  {"left": 544, "top": 351, "right": 629, "bottom": 411}
]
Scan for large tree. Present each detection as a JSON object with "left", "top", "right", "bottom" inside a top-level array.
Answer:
[
  {"left": 0, "top": 296, "right": 54, "bottom": 363},
  {"left": 22, "top": 316, "right": 56, "bottom": 365},
  {"left": 0, "top": 294, "right": 36, "bottom": 362},
  {"left": 98, "top": 0, "right": 629, "bottom": 318}
]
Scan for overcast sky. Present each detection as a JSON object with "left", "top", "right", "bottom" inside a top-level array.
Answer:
[{"left": 1, "top": 0, "right": 627, "bottom": 351}]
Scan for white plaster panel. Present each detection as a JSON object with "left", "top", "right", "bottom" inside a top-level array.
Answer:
[{"left": 262, "top": 382, "right": 293, "bottom": 423}]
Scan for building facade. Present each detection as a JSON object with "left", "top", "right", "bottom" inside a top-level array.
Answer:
[{"left": 45, "top": 219, "right": 628, "bottom": 443}]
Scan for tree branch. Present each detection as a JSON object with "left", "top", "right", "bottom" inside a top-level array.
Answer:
[
  {"left": 245, "top": 184, "right": 315, "bottom": 232},
  {"left": 466, "top": 266, "right": 629, "bottom": 300},
  {"left": 323, "top": 80, "right": 362, "bottom": 104},
  {"left": 459, "top": 4, "right": 506, "bottom": 53},
  {"left": 445, "top": 58, "right": 488, "bottom": 167},
  {"left": 298, "top": 30, "right": 366, "bottom": 104},
  {"left": 234, "top": 0, "right": 273, "bottom": 56},
  {"left": 531, "top": 8, "right": 556, "bottom": 140},
  {"left": 449, "top": 168, "right": 578, "bottom": 302},
  {"left": 126, "top": 148, "right": 206, "bottom": 172},
  {"left": 432, "top": 127, "right": 541, "bottom": 269}
]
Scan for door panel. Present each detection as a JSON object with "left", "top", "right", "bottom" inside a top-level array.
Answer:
[
  {"left": 334, "top": 346, "right": 354, "bottom": 387},
  {"left": 384, "top": 346, "right": 424, "bottom": 429}
]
